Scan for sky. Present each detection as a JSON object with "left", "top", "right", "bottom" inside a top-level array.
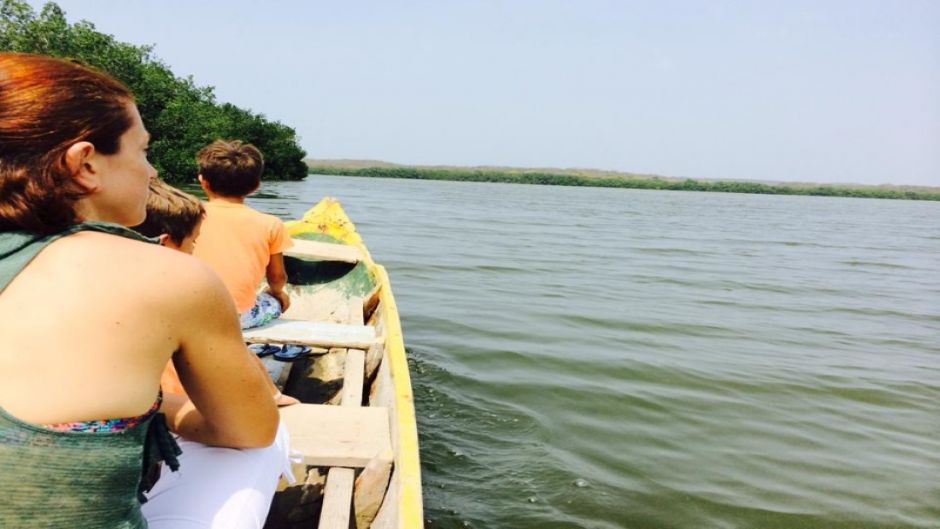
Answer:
[{"left": 27, "top": 0, "right": 940, "bottom": 186}]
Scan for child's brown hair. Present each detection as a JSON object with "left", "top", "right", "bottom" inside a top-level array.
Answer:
[
  {"left": 134, "top": 179, "right": 204, "bottom": 245},
  {"left": 196, "top": 139, "right": 264, "bottom": 197}
]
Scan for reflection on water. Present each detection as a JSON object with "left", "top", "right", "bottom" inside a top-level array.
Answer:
[{"left": 249, "top": 176, "right": 940, "bottom": 529}]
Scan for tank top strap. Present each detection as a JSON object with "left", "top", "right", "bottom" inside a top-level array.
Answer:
[{"left": 0, "top": 221, "right": 157, "bottom": 292}]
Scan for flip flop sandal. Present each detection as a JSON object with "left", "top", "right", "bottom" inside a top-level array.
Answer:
[
  {"left": 248, "top": 343, "right": 281, "bottom": 357},
  {"left": 274, "top": 344, "right": 312, "bottom": 362}
]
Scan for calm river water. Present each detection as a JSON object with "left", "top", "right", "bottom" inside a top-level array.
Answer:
[{"left": 250, "top": 175, "right": 939, "bottom": 529}]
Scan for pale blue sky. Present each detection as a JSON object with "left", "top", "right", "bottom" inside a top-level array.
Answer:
[{"left": 29, "top": 1, "right": 940, "bottom": 186}]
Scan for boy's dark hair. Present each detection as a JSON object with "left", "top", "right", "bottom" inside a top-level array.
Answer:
[
  {"left": 134, "top": 179, "right": 205, "bottom": 245},
  {"left": 196, "top": 139, "right": 264, "bottom": 197}
]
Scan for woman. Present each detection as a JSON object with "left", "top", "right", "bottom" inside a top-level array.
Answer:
[{"left": 0, "top": 53, "right": 278, "bottom": 527}]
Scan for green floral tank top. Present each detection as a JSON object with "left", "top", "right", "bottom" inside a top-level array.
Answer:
[{"left": 0, "top": 222, "right": 181, "bottom": 528}]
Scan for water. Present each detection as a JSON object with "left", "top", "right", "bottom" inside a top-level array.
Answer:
[{"left": 250, "top": 175, "right": 940, "bottom": 529}]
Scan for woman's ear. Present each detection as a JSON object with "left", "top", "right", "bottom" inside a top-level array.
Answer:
[{"left": 64, "top": 141, "right": 100, "bottom": 193}]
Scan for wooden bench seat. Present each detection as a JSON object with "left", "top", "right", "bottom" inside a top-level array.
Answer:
[
  {"left": 286, "top": 238, "right": 364, "bottom": 263},
  {"left": 272, "top": 296, "right": 391, "bottom": 528},
  {"left": 242, "top": 319, "right": 379, "bottom": 349},
  {"left": 279, "top": 403, "right": 392, "bottom": 468}
]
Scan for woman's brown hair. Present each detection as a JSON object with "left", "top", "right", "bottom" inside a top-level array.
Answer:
[{"left": 0, "top": 52, "right": 135, "bottom": 233}]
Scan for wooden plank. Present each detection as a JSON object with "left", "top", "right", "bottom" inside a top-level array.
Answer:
[
  {"left": 243, "top": 319, "right": 379, "bottom": 349},
  {"left": 342, "top": 349, "right": 366, "bottom": 407},
  {"left": 365, "top": 343, "right": 383, "bottom": 382},
  {"left": 348, "top": 295, "right": 365, "bottom": 326},
  {"left": 368, "top": 466, "right": 399, "bottom": 529},
  {"left": 354, "top": 448, "right": 394, "bottom": 529},
  {"left": 369, "top": 349, "right": 393, "bottom": 412},
  {"left": 362, "top": 284, "right": 381, "bottom": 323},
  {"left": 279, "top": 404, "right": 391, "bottom": 468},
  {"left": 281, "top": 290, "right": 363, "bottom": 324},
  {"left": 319, "top": 467, "right": 354, "bottom": 529},
  {"left": 320, "top": 296, "right": 370, "bottom": 527},
  {"left": 286, "top": 238, "right": 363, "bottom": 263}
]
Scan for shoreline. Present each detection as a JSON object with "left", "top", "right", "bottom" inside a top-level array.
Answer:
[{"left": 305, "top": 165, "right": 940, "bottom": 201}]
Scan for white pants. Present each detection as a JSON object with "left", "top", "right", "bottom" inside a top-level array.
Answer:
[{"left": 142, "top": 421, "right": 294, "bottom": 529}]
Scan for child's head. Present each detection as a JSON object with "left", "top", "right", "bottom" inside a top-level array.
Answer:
[
  {"left": 134, "top": 179, "right": 204, "bottom": 254},
  {"left": 196, "top": 139, "right": 265, "bottom": 198}
]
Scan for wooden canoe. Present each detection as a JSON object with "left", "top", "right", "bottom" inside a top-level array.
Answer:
[{"left": 256, "top": 197, "right": 423, "bottom": 529}]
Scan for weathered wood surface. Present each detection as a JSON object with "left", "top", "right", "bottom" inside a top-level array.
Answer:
[
  {"left": 363, "top": 285, "right": 381, "bottom": 324},
  {"left": 244, "top": 319, "right": 379, "bottom": 350},
  {"left": 319, "top": 467, "right": 355, "bottom": 529},
  {"left": 367, "top": 334, "right": 401, "bottom": 527},
  {"left": 283, "top": 290, "right": 363, "bottom": 324},
  {"left": 286, "top": 238, "right": 363, "bottom": 263},
  {"left": 265, "top": 198, "right": 420, "bottom": 529},
  {"left": 318, "top": 302, "right": 388, "bottom": 529},
  {"left": 354, "top": 449, "right": 394, "bottom": 529},
  {"left": 279, "top": 404, "right": 392, "bottom": 468},
  {"left": 367, "top": 468, "right": 399, "bottom": 529},
  {"left": 364, "top": 343, "right": 383, "bottom": 383},
  {"left": 342, "top": 349, "right": 366, "bottom": 407}
]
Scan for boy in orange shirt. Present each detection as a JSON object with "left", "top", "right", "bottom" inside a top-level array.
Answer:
[{"left": 191, "top": 139, "right": 293, "bottom": 329}]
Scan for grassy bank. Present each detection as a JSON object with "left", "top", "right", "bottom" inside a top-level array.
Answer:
[{"left": 307, "top": 165, "right": 940, "bottom": 201}]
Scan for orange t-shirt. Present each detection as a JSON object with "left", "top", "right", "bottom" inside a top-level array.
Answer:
[{"left": 193, "top": 201, "right": 293, "bottom": 313}]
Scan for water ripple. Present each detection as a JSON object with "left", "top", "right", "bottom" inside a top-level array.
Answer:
[{"left": 257, "top": 178, "right": 940, "bottom": 529}]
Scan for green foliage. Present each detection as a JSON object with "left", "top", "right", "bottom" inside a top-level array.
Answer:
[
  {"left": 0, "top": 0, "right": 307, "bottom": 183},
  {"left": 307, "top": 166, "right": 940, "bottom": 201}
]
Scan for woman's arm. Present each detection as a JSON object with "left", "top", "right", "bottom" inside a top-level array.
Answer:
[{"left": 164, "top": 262, "right": 279, "bottom": 448}]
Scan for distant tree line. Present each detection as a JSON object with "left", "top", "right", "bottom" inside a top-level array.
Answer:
[
  {"left": 307, "top": 166, "right": 940, "bottom": 201},
  {"left": 0, "top": 0, "right": 307, "bottom": 183}
]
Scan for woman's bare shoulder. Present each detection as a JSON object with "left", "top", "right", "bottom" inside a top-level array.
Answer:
[{"left": 45, "top": 231, "right": 231, "bottom": 307}]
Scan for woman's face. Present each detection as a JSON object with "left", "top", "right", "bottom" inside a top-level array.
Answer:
[{"left": 88, "top": 102, "right": 157, "bottom": 226}]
